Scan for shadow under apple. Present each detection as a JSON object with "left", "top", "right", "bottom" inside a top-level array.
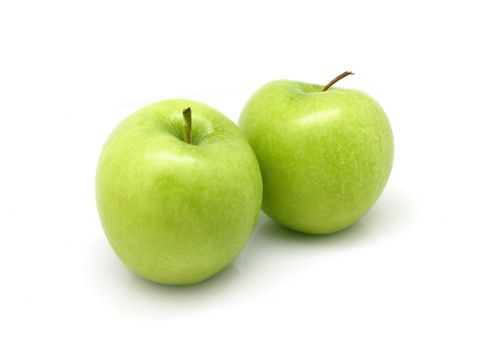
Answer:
[
  {"left": 257, "top": 218, "right": 369, "bottom": 247},
  {"left": 236, "top": 188, "right": 414, "bottom": 274},
  {"left": 89, "top": 187, "right": 414, "bottom": 317},
  {"left": 127, "top": 261, "right": 241, "bottom": 297}
]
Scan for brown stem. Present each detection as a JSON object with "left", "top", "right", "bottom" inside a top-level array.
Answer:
[
  {"left": 320, "top": 71, "right": 354, "bottom": 92},
  {"left": 182, "top": 107, "right": 192, "bottom": 144}
]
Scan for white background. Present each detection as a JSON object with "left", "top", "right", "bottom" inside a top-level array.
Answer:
[{"left": 1, "top": 0, "right": 477, "bottom": 348}]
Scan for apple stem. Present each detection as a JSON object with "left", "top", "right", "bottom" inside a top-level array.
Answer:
[
  {"left": 320, "top": 71, "right": 354, "bottom": 92},
  {"left": 182, "top": 107, "right": 192, "bottom": 144}
]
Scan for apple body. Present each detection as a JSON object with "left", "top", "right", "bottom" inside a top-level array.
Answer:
[
  {"left": 96, "top": 99, "right": 262, "bottom": 285},
  {"left": 239, "top": 80, "right": 393, "bottom": 234}
]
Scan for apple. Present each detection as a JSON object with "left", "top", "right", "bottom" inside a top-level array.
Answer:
[
  {"left": 96, "top": 99, "right": 262, "bottom": 285},
  {"left": 239, "top": 72, "right": 394, "bottom": 234}
]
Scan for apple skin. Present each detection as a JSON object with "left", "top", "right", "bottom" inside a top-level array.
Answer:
[
  {"left": 239, "top": 80, "right": 393, "bottom": 234},
  {"left": 96, "top": 99, "right": 262, "bottom": 285}
]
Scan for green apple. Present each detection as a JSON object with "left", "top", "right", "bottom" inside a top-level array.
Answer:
[
  {"left": 96, "top": 99, "right": 262, "bottom": 285},
  {"left": 239, "top": 72, "right": 393, "bottom": 234}
]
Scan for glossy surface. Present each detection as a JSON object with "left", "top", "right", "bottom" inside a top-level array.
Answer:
[
  {"left": 239, "top": 81, "right": 394, "bottom": 234},
  {"left": 96, "top": 100, "right": 262, "bottom": 284}
]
